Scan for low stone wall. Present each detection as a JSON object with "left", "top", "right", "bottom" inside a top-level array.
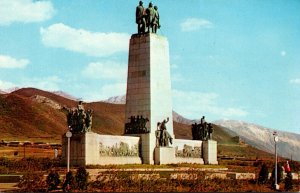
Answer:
[
  {"left": 226, "top": 172, "right": 255, "bottom": 180},
  {"left": 85, "top": 169, "right": 255, "bottom": 181}
]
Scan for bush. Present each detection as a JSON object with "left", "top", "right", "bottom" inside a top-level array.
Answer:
[
  {"left": 257, "top": 163, "right": 269, "bottom": 184},
  {"left": 62, "top": 171, "right": 75, "bottom": 192},
  {"left": 46, "top": 170, "right": 61, "bottom": 191},
  {"left": 75, "top": 166, "right": 89, "bottom": 190},
  {"left": 18, "top": 172, "right": 46, "bottom": 192},
  {"left": 0, "top": 157, "right": 61, "bottom": 173},
  {"left": 284, "top": 172, "right": 293, "bottom": 191},
  {"left": 271, "top": 164, "right": 283, "bottom": 186}
]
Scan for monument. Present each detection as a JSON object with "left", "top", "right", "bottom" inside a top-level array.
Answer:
[
  {"left": 124, "top": 30, "right": 174, "bottom": 164},
  {"left": 62, "top": 1, "right": 218, "bottom": 166}
]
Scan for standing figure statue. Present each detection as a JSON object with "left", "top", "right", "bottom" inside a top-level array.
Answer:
[
  {"left": 145, "top": 2, "right": 155, "bottom": 33},
  {"left": 160, "top": 117, "right": 169, "bottom": 131},
  {"left": 200, "top": 116, "right": 206, "bottom": 125},
  {"left": 200, "top": 116, "right": 208, "bottom": 140},
  {"left": 155, "top": 117, "right": 173, "bottom": 147},
  {"left": 207, "top": 123, "right": 214, "bottom": 139},
  {"left": 155, "top": 122, "right": 162, "bottom": 147},
  {"left": 77, "top": 101, "right": 85, "bottom": 111},
  {"left": 136, "top": 1, "right": 146, "bottom": 34},
  {"left": 152, "top": 5, "right": 160, "bottom": 33},
  {"left": 85, "top": 109, "right": 93, "bottom": 132}
]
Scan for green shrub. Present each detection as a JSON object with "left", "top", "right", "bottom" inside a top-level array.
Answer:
[
  {"left": 46, "top": 170, "right": 61, "bottom": 191},
  {"left": 271, "top": 164, "right": 283, "bottom": 186},
  {"left": 258, "top": 163, "right": 269, "bottom": 184},
  {"left": 75, "top": 166, "right": 89, "bottom": 190},
  {"left": 284, "top": 172, "right": 293, "bottom": 191},
  {"left": 62, "top": 171, "right": 75, "bottom": 192},
  {"left": 0, "top": 157, "right": 61, "bottom": 173},
  {"left": 18, "top": 172, "right": 46, "bottom": 192}
]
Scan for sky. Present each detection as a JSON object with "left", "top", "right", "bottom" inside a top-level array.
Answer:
[{"left": 0, "top": 0, "right": 299, "bottom": 134}]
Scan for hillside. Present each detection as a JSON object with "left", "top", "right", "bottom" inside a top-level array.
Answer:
[
  {"left": 214, "top": 120, "right": 300, "bottom": 161},
  {"left": 0, "top": 88, "right": 236, "bottom": 141},
  {"left": 0, "top": 90, "right": 6, "bottom": 94},
  {"left": 0, "top": 88, "right": 276, "bottom": 160},
  {"left": 0, "top": 93, "right": 66, "bottom": 141}
]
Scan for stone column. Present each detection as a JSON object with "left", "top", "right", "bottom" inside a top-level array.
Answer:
[{"left": 125, "top": 33, "right": 174, "bottom": 164}]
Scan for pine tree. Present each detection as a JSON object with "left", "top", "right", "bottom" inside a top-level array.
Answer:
[
  {"left": 75, "top": 167, "right": 89, "bottom": 190},
  {"left": 46, "top": 170, "right": 61, "bottom": 191},
  {"left": 258, "top": 163, "right": 269, "bottom": 184}
]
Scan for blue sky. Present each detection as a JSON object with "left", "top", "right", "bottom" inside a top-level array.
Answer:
[{"left": 0, "top": 0, "right": 299, "bottom": 134}]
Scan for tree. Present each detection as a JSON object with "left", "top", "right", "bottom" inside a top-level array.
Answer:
[
  {"left": 62, "top": 171, "right": 75, "bottom": 192},
  {"left": 258, "top": 163, "right": 269, "bottom": 184},
  {"left": 46, "top": 170, "right": 61, "bottom": 191},
  {"left": 75, "top": 167, "right": 89, "bottom": 190},
  {"left": 271, "top": 163, "right": 283, "bottom": 186}
]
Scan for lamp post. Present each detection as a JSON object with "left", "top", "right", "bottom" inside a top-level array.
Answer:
[
  {"left": 273, "top": 131, "right": 279, "bottom": 190},
  {"left": 66, "top": 131, "right": 72, "bottom": 172}
]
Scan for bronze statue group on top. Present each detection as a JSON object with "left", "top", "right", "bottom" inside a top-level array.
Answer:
[
  {"left": 124, "top": 115, "right": 150, "bottom": 134},
  {"left": 191, "top": 116, "right": 214, "bottom": 141},
  {"left": 63, "top": 101, "right": 93, "bottom": 134},
  {"left": 136, "top": 1, "right": 160, "bottom": 34}
]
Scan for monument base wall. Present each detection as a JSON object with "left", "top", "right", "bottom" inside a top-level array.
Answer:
[
  {"left": 62, "top": 132, "right": 217, "bottom": 166},
  {"left": 62, "top": 132, "right": 142, "bottom": 166},
  {"left": 173, "top": 139, "right": 204, "bottom": 164}
]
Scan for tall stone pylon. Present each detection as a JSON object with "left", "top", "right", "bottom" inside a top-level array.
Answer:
[{"left": 125, "top": 33, "right": 174, "bottom": 164}]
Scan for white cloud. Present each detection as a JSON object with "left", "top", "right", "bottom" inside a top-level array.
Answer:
[
  {"left": 172, "top": 90, "right": 248, "bottom": 119},
  {"left": 0, "top": 80, "right": 16, "bottom": 90},
  {"left": 0, "top": 0, "right": 55, "bottom": 26},
  {"left": 281, "top": 51, "right": 286, "bottom": 56},
  {"left": 180, "top": 18, "right": 213, "bottom": 32},
  {"left": 40, "top": 23, "right": 130, "bottom": 57},
  {"left": 0, "top": 76, "right": 61, "bottom": 92},
  {"left": 290, "top": 78, "right": 300, "bottom": 84},
  {"left": 82, "top": 61, "right": 127, "bottom": 80},
  {"left": 83, "top": 83, "right": 127, "bottom": 102},
  {"left": 0, "top": 55, "right": 29, "bottom": 68},
  {"left": 21, "top": 76, "right": 62, "bottom": 91}
]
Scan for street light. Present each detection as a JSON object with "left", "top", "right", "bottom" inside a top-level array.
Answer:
[
  {"left": 273, "top": 131, "right": 279, "bottom": 190},
  {"left": 66, "top": 131, "right": 72, "bottom": 172}
]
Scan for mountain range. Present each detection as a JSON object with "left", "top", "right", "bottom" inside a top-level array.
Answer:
[
  {"left": 0, "top": 88, "right": 298, "bottom": 160},
  {"left": 214, "top": 120, "right": 300, "bottom": 161},
  {"left": 103, "top": 94, "right": 300, "bottom": 161}
]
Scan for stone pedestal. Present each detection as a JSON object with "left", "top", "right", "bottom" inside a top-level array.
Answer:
[
  {"left": 203, "top": 140, "right": 218, "bottom": 165},
  {"left": 62, "top": 132, "right": 142, "bottom": 166},
  {"left": 125, "top": 33, "right": 174, "bottom": 164},
  {"left": 62, "top": 133, "right": 86, "bottom": 166},
  {"left": 154, "top": 147, "right": 176, "bottom": 165}
]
